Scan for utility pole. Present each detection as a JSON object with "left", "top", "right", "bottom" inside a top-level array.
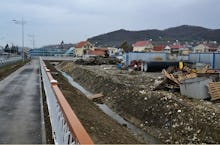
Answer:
[{"left": 13, "top": 17, "right": 26, "bottom": 62}]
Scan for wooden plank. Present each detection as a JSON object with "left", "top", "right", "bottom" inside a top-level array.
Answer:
[
  {"left": 208, "top": 82, "right": 220, "bottom": 101},
  {"left": 162, "top": 69, "right": 180, "bottom": 85},
  {"left": 87, "top": 93, "right": 103, "bottom": 100},
  {"left": 178, "top": 73, "right": 197, "bottom": 82}
]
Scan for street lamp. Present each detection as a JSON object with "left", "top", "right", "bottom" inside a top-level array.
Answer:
[
  {"left": 12, "top": 17, "right": 26, "bottom": 62},
  {"left": 28, "top": 34, "right": 35, "bottom": 49}
]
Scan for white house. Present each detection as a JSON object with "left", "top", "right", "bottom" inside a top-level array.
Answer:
[
  {"left": 164, "top": 45, "right": 171, "bottom": 53},
  {"left": 108, "top": 47, "right": 124, "bottom": 56},
  {"left": 74, "top": 41, "right": 94, "bottom": 57},
  {"left": 132, "top": 40, "right": 154, "bottom": 52}
]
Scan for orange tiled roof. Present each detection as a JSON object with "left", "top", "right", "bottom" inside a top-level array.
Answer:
[
  {"left": 88, "top": 50, "right": 105, "bottom": 56},
  {"left": 133, "top": 41, "right": 150, "bottom": 47},
  {"left": 170, "top": 44, "right": 182, "bottom": 49},
  {"left": 152, "top": 45, "right": 165, "bottom": 51},
  {"left": 75, "top": 41, "right": 88, "bottom": 48}
]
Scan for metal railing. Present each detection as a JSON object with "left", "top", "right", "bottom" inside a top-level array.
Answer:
[
  {"left": 40, "top": 58, "right": 93, "bottom": 144},
  {"left": 0, "top": 56, "right": 22, "bottom": 67}
]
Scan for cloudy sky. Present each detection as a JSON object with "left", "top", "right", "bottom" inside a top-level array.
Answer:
[{"left": 0, "top": 0, "right": 220, "bottom": 48}]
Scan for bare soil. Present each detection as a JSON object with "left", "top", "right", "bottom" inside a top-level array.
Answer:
[
  {"left": 45, "top": 61, "right": 142, "bottom": 144},
  {"left": 60, "top": 62, "right": 220, "bottom": 144}
]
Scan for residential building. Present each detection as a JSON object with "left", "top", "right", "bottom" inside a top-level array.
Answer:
[
  {"left": 194, "top": 44, "right": 209, "bottom": 53},
  {"left": 108, "top": 47, "right": 124, "bottom": 56},
  {"left": 132, "top": 40, "right": 154, "bottom": 52},
  {"left": 151, "top": 45, "right": 165, "bottom": 52},
  {"left": 194, "top": 44, "right": 218, "bottom": 53},
  {"left": 74, "top": 41, "right": 94, "bottom": 57},
  {"left": 170, "top": 44, "right": 183, "bottom": 54},
  {"left": 87, "top": 49, "right": 106, "bottom": 57},
  {"left": 164, "top": 45, "right": 171, "bottom": 53}
]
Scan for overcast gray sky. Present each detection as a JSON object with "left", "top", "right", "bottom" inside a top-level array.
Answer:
[{"left": 0, "top": 0, "right": 220, "bottom": 48}]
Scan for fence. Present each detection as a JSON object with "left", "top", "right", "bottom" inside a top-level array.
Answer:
[
  {"left": 189, "top": 53, "right": 220, "bottom": 69},
  {"left": 125, "top": 52, "right": 220, "bottom": 70},
  {"left": 40, "top": 58, "right": 93, "bottom": 144},
  {"left": 125, "top": 52, "right": 167, "bottom": 66}
]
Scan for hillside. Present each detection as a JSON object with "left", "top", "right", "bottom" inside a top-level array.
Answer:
[{"left": 88, "top": 25, "right": 220, "bottom": 47}]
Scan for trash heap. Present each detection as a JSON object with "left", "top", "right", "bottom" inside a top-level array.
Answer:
[{"left": 154, "top": 63, "right": 220, "bottom": 101}]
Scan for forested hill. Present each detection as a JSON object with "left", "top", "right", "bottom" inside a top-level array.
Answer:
[{"left": 88, "top": 25, "right": 220, "bottom": 47}]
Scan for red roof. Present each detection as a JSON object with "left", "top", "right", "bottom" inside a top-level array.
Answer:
[
  {"left": 95, "top": 48, "right": 108, "bottom": 51},
  {"left": 88, "top": 50, "right": 105, "bottom": 56},
  {"left": 170, "top": 44, "right": 182, "bottom": 49},
  {"left": 152, "top": 45, "right": 165, "bottom": 51},
  {"left": 75, "top": 41, "right": 88, "bottom": 48},
  {"left": 133, "top": 41, "right": 151, "bottom": 47},
  {"left": 209, "top": 48, "right": 218, "bottom": 51},
  {"left": 204, "top": 44, "right": 218, "bottom": 49}
]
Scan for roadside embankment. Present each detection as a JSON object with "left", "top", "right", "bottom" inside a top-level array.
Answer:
[{"left": 45, "top": 61, "right": 143, "bottom": 144}]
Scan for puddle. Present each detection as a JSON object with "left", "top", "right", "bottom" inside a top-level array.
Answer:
[{"left": 61, "top": 71, "right": 161, "bottom": 144}]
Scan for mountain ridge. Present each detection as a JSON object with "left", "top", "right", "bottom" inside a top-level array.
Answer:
[{"left": 88, "top": 25, "right": 220, "bottom": 47}]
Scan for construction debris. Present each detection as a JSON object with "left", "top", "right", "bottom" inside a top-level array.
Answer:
[
  {"left": 156, "top": 62, "right": 220, "bottom": 100},
  {"left": 180, "top": 77, "right": 212, "bottom": 99},
  {"left": 75, "top": 56, "right": 121, "bottom": 65},
  {"left": 162, "top": 69, "right": 180, "bottom": 85},
  {"left": 60, "top": 62, "right": 220, "bottom": 144},
  {"left": 208, "top": 82, "right": 220, "bottom": 101},
  {"left": 177, "top": 73, "right": 197, "bottom": 82}
]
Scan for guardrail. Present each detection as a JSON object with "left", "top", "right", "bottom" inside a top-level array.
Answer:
[
  {"left": 40, "top": 58, "right": 93, "bottom": 144},
  {"left": 0, "top": 56, "right": 22, "bottom": 67}
]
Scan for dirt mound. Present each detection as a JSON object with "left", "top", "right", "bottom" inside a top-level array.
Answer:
[{"left": 61, "top": 62, "right": 220, "bottom": 144}]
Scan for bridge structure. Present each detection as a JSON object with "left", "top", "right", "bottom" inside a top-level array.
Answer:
[{"left": 0, "top": 57, "right": 93, "bottom": 144}]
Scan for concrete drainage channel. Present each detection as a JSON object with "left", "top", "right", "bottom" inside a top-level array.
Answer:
[{"left": 61, "top": 71, "right": 161, "bottom": 144}]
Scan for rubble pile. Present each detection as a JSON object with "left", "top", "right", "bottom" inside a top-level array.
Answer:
[
  {"left": 75, "top": 56, "right": 121, "bottom": 65},
  {"left": 154, "top": 63, "right": 220, "bottom": 101},
  {"left": 61, "top": 62, "right": 220, "bottom": 144}
]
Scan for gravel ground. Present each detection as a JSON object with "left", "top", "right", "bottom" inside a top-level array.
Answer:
[{"left": 60, "top": 62, "right": 220, "bottom": 144}]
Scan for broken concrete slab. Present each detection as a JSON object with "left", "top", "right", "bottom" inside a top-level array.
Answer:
[{"left": 180, "top": 77, "right": 212, "bottom": 99}]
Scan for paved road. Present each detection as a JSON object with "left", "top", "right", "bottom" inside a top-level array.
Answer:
[{"left": 0, "top": 59, "right": 43, "bottom": 143}]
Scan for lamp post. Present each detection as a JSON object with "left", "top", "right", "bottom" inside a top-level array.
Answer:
[
  {"left": 13, "top": 17, "right": 26, "bottom": 62},
  {"left": 28, "top": 34, "right": 35, "bottom": 49}
]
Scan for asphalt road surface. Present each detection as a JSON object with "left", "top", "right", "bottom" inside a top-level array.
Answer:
[{"left": 0, "top": 59, "right": 43, "bottom": 143}]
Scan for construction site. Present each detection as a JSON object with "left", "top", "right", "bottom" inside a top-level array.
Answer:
[{"left": 44, "top": 53, "right": 220, "bottom": 144}]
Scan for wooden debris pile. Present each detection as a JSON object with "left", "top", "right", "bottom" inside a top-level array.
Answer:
[
  {"left": 154, "top": 63, "right": 220, "bottom": 101},
  {"left": 208, "top": 82, "right": 220, "bottom": 101}
]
